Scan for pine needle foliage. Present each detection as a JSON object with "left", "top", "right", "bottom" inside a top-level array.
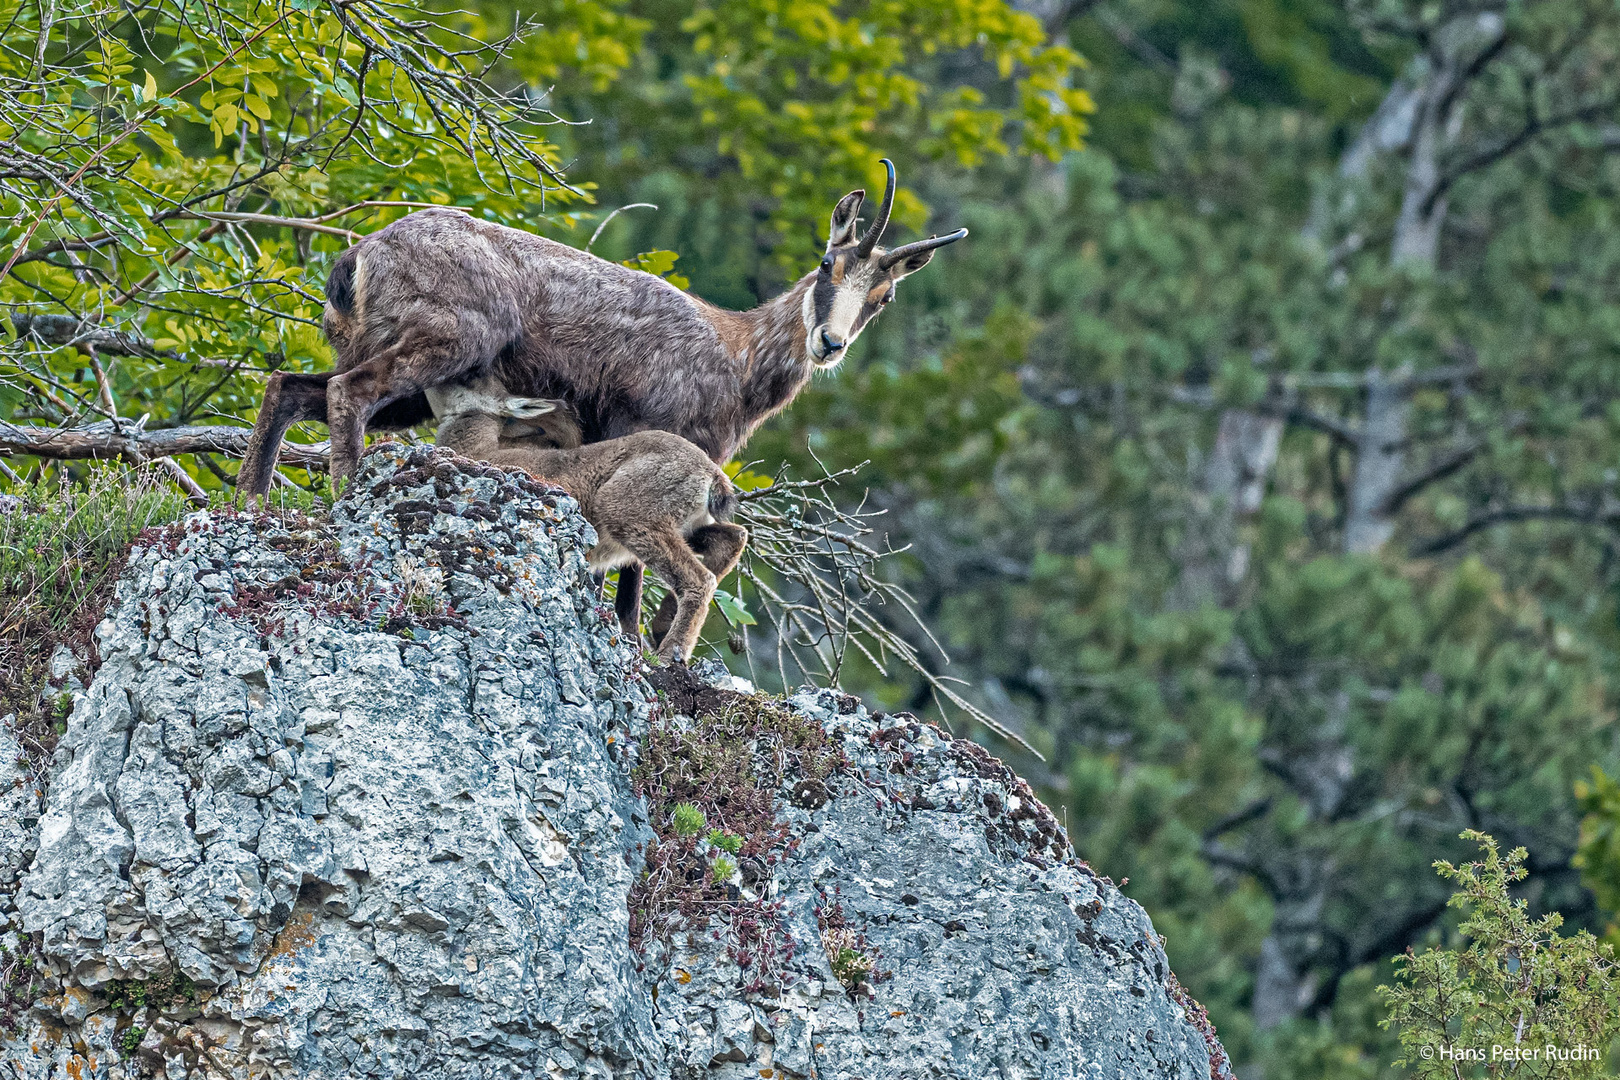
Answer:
[{"left": 1379, "top": 831, "right": 1620, "bottom": 1078}]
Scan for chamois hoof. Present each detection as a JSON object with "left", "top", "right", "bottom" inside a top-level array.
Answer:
[{"left": 654, "top": 642, "right": 692, "bottom": 666}]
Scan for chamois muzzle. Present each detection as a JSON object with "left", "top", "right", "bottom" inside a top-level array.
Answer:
[
  {"left": 856, "top": 158, "right": 896, "bottom": 259},
  {"left": 879, "top": 228, "right": 970, "bottom": 269},
  {"left": 820, "top": 329, "right": 846, "bottom": 356}
]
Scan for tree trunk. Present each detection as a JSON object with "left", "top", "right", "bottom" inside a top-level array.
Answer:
[
  {"left": 1253, "top": 931, "right": 1321, "bottom": 1033},
  {"left": 1343, "top": 369, "right": 1409, "bottom": 555},
  {"left": 1170, "top": 410, "right": 1282, "bottom": 608}
]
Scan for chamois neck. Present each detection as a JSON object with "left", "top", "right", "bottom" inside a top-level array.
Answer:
[{"left": 733, "top": 272, "right": 817, "bottom": 423}]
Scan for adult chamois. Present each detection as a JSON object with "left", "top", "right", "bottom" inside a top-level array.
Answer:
[
  {"left": 431, "top": 381, "right": 746, "bottom": 662},
  {"left": 239, "top": 158, "right": 966, "bottom": 638}
]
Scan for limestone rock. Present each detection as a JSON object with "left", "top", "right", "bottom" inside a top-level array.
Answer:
[{"left": 0, "top": 445, "right": 1231, "bottom": 1079}]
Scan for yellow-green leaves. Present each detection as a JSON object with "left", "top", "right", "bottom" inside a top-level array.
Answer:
[
  {"left": 621, "top": 249, "right": 689, "bottom": 290},
  {"left": 526, "top": 0, "right": 1091, "bottom": 264},
  {"left": 1, "top": 0, "right": 575, "bottom": 452},
  {"left": 199, "top": 59, "right": 281, "bottom": 145},
  {"left": 92, "top": 38, "right": 136, "bottom": 83}
]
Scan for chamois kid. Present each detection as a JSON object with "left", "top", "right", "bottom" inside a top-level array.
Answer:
[
  {"left": 238, "top": 159, "right": 965, "bottom": 637},
  {"left": 432, "top": 384, "right": 747, "bottom": 663}
]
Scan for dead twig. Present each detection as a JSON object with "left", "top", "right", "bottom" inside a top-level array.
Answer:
[{"left": 729, "top": 462, "right": 1038, "bottom": 757}]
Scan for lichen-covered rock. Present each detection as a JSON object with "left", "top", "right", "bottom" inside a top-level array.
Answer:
[
  {"left": 0, "top": 445, "right": 1231, "bottom": 1080},
  {"left": 638, "top": 671, "right": 1231, "bottom": 1080}
]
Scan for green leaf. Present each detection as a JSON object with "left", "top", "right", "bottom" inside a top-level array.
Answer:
[
  {"left": 620, "top": 249, "right": 689, "bottom": 290},
  {"left": 712, "top": 587, "right": 755, "bottom": 627},
  {"left": 723, "top": 463, "right": 774, "bottom": 492}
]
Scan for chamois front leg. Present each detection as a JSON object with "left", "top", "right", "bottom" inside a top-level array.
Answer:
[{"left": 327, "top": 328, "right": 464, "bottom": 492}]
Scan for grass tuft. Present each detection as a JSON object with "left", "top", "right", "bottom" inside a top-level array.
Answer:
[{"left": 0, "top": 466, "right": 187, "bottom": 765}]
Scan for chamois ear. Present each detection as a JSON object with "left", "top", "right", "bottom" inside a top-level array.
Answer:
[
  {"left": 827, "top": 190, "right": 864, "bottom": 251},
  {"left": 504, "top": 397, "right": 560, "bottom": 420},
  {"left": 894, "top": 247, "right": 936, "bottom": 276}
]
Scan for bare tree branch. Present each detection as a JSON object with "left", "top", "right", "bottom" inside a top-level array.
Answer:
[
  {"left": 0, "top": 419, "right": 327, "bottom": 468},
  {"left": 10, "top": 313, "right": 176, "bottom": 359},
  {"left": 1378, "top": 440, "right": 1484, "bottom": 516},
  {"left": 730, "top": 462, "right": 1039, "bottom": 756},
  {"left": 1413, "top": 500, "right": 1620, "bottom": 556}
]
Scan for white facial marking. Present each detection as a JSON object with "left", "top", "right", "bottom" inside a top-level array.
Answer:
[{"left": 827, "top": 282, "right": 865, "bottom": 344}]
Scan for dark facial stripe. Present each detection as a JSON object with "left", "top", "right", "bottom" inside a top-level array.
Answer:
[{"left": 813, "top": 275, "right": 836, "bottom": 324}]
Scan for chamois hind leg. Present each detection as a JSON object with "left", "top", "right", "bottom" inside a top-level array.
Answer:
[
  {"left": 615, "top": 564, "right": 645, "bottom": 646},
  {"left": 692, "top": 522, "right": 748, "bottom": 581},
  {"left": 239, "top": 371, "right": 334, "bottom": 501},
  {"left": 649, "top": 523, "right": 748, "bottom": 644},
  {"left": 628, "top": 528, "right": 717, "bottom": 663}
]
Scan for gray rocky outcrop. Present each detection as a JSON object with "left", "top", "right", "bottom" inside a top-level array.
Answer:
[{"left": 0, "top": 445, "right": 1230, "bottom": 1079}]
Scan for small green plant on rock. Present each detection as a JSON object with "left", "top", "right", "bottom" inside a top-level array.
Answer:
[
  {"left": 105, "top": 969, "right": 198, "bottom": 1013},
  {"left": 121, "top": 1025, "right": 144, "bottom": 1056},
  {"left": 707, "top": 828, "right": 743, "bottom": 854},
  {"left": 671, "top": 802, "right": 707, "bottom": 836},
  {"left": 816, "top": 893, "right": 885, "bottom": 997},
  {"left": 824, "top": 927, "right": 876, "bottom": 992},
  {"left": 710, "top": 854, "right": 739, "bottom": 885}
]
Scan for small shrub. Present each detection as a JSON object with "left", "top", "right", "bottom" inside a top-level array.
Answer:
[{"left": 1379, "top": 830, "right": 1620, "bottom": 1077}]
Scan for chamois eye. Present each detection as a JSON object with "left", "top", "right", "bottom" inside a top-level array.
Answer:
[
  {"left": 820, "top": 256, "right": 834, "bottom": 272},
  {"left": 882, "top": 287, "right": 895, "bottom": 304}
]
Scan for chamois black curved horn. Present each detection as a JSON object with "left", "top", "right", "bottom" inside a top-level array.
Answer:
[
  {"left": 878, "top": 227, "right": 969, "bottom": 269},
  {"left": 856, "top": 159, "right": 896, "bottom": 259}
]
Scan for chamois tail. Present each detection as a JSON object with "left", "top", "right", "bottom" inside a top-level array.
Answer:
[
  {"left": 325, "top": 246, "right": 360, "bottom": 313},
  {"left": 708, "top": 471, "right": 738, "bottom": 521}
]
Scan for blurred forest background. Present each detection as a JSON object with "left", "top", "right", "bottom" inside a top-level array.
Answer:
[{"left": 4, "top": 0, "right": 1620, "bottom": 1074}]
